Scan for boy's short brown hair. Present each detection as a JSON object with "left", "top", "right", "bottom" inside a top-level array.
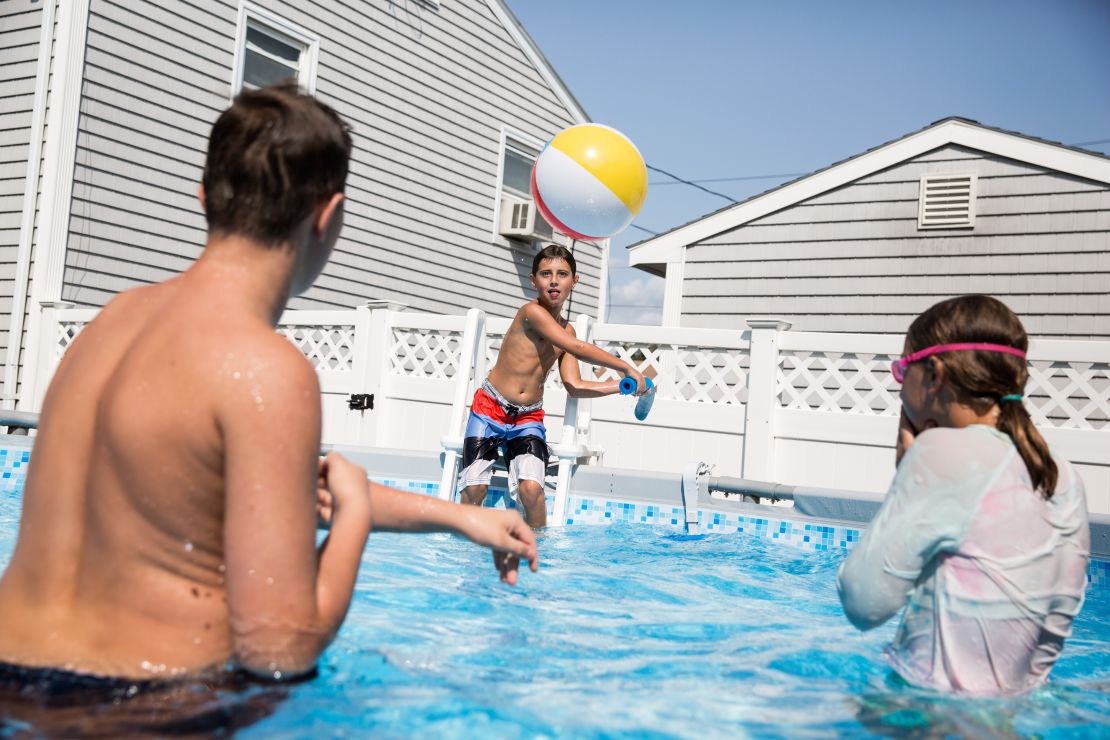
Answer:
[
  {"left": 202, "top": 83, "right": 353, "bottom": 246},
  {"left": 531, "top": 244, "right": 577, "bottom": 276}
]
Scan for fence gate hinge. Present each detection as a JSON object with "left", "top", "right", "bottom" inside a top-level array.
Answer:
[{"left": 348, "top": 393, "right": 374, "bottom": 411}]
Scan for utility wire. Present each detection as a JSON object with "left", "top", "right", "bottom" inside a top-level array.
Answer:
[
  {"left": 1072, "top": 137, "right": 1110, "bottom": 147},
  {"left": 650, "top": 172, "right": 805, "bottom": 186},
  {"left": 646, "top": 164, "right": 738, "bottom": 204}
]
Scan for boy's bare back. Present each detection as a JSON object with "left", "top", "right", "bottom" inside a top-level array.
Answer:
[{"left": 0, "top": 272, "right": 316, "bottom": 678}]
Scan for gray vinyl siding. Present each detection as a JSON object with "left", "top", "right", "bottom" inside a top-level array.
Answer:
[
  {"left": 682, "top": 145, "right": 1110, "bottom": 338},
  {"left": 0, "top": 0, "right": 42, "bottom": 364},
  {"left": 61, "top": 0, "right": 597, "bottom": 318}
]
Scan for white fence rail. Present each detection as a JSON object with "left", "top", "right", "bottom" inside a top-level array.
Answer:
[{"left": 32, "top": 305, "right": 1110, "bottom": 515}]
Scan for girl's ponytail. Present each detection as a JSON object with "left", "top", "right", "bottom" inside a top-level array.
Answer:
[{"left": 996, "top": 399, "right": 1058, "bottom": 498}]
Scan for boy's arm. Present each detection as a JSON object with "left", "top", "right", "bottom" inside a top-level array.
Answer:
[
  {"left": 557, "top": 325, "right": 622, "bottom": 398},
  {"left": 361, "top": 484, "right": 538, "bottom": 585},
  {"left": 220, "top": 334, "right": 370, "bottom": 678},
  {"left": 523, "top": 303, "right": 646, "bottom": 392}
]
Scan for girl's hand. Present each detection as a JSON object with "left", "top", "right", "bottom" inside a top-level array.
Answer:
[
  {"left": 895, "top": 409, "right": 917, "bottom": 466},
  {"left": 458, "top": 509, "right": 539, "bottom": 585}
]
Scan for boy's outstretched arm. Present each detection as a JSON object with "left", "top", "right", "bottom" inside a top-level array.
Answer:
[
  {"left": 557, "top": 325, "right": 623, "bottom": 398},
  {"left": 221, "top": 334, "right": 372, "bottom": 678},
  {"left": 523, "top": 303, "right": 647, "bottom": 393},
  {"left": 357, "top": 484, "right": 539, "bottom": 585}
]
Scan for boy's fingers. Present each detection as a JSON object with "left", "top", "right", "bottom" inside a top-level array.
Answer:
[{"left": 493, "top": 551, "right": 520, "bottom": 585}]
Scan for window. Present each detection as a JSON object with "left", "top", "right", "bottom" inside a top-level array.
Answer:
[
  {"left": 493, "top": 129, "right": 565, "bottom": 246},
  {"left": 501, "top": 137, "right": 538, "bottom": 198},
  {"left": 918, "top": 173, "right": 977, "bottom": 229},
  {"left": 232, "top": 3, "right": 319, "bottom": 95}
]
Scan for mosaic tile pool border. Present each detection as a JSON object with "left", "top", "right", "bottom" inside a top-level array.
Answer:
[
  {"left": 0, "top": 447, "right": 30, "bottom": 494},
  {"left": 2, "top": 447, "right": 1106, "bottom": 588}
]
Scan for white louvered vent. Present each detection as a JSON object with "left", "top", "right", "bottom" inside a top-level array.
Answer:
[{"left": 918, "top": 173, "right": 977, "bottom": 229}]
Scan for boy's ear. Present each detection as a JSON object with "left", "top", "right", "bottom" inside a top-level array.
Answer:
[
  {"left": 314, "top": 193, "right": 345, "bottom": 237},
  {"left": 528, "top": 271, "right": 537, "bottom": 289},
  {"left": 196, "top": 183, "right": 206, "bottom": 212}
]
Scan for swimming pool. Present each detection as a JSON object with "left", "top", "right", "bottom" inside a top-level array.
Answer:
[{"left": 1, "top": 445, "right": 1108, "bottom": 737}]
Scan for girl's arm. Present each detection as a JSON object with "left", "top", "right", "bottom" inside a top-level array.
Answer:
[{"left": 836, "top": 430, "right": 980, "bottom": 630}]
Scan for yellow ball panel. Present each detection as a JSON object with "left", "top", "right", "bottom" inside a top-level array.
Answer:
[{"left": 549, "top": 124, "right": 648, "bottom": 215}]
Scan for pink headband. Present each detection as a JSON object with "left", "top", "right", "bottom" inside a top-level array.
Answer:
[{"left": 891, "top": 342, "right": 1026, "bottom": 383}]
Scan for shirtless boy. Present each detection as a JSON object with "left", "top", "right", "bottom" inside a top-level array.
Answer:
[
  {"left": 458, "top": 244, "right": 648, "bottom": 528},
  {"left": 0, "top": 84, "right": 537, "bottom": 686}
]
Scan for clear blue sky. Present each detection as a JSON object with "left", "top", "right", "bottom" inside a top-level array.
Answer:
[{"left": 504, "top": 0, "right": 1110, "bottom": 324}]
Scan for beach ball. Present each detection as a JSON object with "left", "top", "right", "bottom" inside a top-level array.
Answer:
[{"left": 530, "top": 123, "right": 648, "bottom": 241}]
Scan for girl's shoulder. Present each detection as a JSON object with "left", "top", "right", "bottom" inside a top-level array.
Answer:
[{"left": 903, "top": 425, "right": 1013, "bottom": 482}]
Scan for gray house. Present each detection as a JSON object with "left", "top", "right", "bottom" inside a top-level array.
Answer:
[
  {"left": 629, "top": 118, "right": 1110, "bottom": 338},
  {"left": 0, "top": 0, "right": 595, "bottom": 410}
]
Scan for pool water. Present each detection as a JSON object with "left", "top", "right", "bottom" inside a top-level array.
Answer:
[{"left": 2, "top": 482, "right": 1109, "bottom": 738}]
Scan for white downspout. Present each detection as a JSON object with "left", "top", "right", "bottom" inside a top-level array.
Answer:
[
  {"left": 3, "top": 0, "right": 58, "bottom": 410},
  {"left": 18, "top": 0, "right": 92, "bottom": 411}
]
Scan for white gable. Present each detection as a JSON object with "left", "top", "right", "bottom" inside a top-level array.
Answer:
[{"left": 629, "top": 119, "right": 1110, "bottom": 268}]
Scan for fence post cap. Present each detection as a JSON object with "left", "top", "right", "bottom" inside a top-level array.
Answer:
[
  {"left": 364, "top": 299, "right": 408, "bottom": 312},
  {"left": 746, "top": 317, "right": 792, "bottom": 331}
]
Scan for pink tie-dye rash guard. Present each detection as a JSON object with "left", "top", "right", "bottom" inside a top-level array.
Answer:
[{"left": 837, "top": 425, "right": 1090, "bottom": 695}]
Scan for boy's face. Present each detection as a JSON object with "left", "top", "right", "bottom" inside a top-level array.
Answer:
[{"left": 530, "top": 257, "right": 579, "bottom": 311}]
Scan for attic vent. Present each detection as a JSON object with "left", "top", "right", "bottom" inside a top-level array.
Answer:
[{"left": 918, "top": 173, "right": 977, "bottom": 229}]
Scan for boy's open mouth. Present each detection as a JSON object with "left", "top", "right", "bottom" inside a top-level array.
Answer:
[{"left": 547, "top": 289, "right": 560, "bottom": 299}]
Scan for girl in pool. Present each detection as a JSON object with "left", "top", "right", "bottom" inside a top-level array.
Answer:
[{"left": 837, "top": 295, "right": 1090, "bottom": 695}]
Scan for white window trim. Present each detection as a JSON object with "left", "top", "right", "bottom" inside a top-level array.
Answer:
[
  {"left": 231, "top": 2, "right": 320, "bottom": 98},
  {"left": 491, "top": 125, "right": 545, "bottom": 245}
]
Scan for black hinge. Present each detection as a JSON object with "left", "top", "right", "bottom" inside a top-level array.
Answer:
[{"left": 347, "top": 393, "right": 374, "bottom": 411}]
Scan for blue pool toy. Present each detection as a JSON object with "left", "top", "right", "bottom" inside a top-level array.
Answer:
[{"left": 619, "top": 376, "right": 656, "bottom": 421}]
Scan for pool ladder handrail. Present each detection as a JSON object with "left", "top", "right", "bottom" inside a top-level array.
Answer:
[{"left": 0, "top": 410, "right": 37, "bottom": 435}]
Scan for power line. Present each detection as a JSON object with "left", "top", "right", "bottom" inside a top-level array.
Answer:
[
  {"left": 650, "top": 172, "right": 805, "bottom": 186},
  {"left": 646, "top": 164, "right": 737, "bottom": 204},
  {"left": 628, "top": 223, "right": 659, "bottom": 235},
  {"left": 1072, "top": 137, "right": 1110, "bottom": 147}
]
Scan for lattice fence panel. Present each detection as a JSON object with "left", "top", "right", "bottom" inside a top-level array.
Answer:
[
  {"left": 589, "top": 341, "right": 750, "bottom": 405},
  {"left": 54, "top": 322, "right": 88, "bottom": 361},
  {"left": 1025, "top": 361, "right": 1110, "bottom": 430},
  {"left": 279, "top": 325, "right": 355, "bottom": 372},
  {"left": 778, "top": 350, "right": 901, "bottom": 416},
  {"left": 390, "top": 328, "right": 463, "bottom": 379}
]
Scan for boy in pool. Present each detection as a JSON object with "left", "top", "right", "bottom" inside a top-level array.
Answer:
[
  {"left": 0, "top": 84, "right": 537, "bottom": 685},
  {"left": 837, "top": 295, "right": 1090, "bottom": 695},
  {"left": 458, "top": 244, "right": 648, "bottom": 528}
]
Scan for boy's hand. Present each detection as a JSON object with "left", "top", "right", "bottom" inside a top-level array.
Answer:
[
  {"left": 458, "top": 508, "right": 539, "bottom": 585},
  {"left": 318, "top": 452, "right": 371, "bottom": 527},
  {"left": 626, "top": 367, "right": 648, "bottom": 395},
  {"left": 895, "top": 409, "right": 916, "bottom": 466}
]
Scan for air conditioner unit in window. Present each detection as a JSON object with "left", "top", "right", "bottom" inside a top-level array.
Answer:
[{"left": 498, "top": 197, "right": 557, "bottom": 243}]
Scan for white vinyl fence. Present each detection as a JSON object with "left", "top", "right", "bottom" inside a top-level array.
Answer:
[{"left": 32, "top": 303, "right": 1110, "bottom": 515}]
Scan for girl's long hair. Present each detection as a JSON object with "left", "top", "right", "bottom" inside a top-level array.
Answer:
[{"left": 905, "top": 295, "right": 1057, "bottom": 497}]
